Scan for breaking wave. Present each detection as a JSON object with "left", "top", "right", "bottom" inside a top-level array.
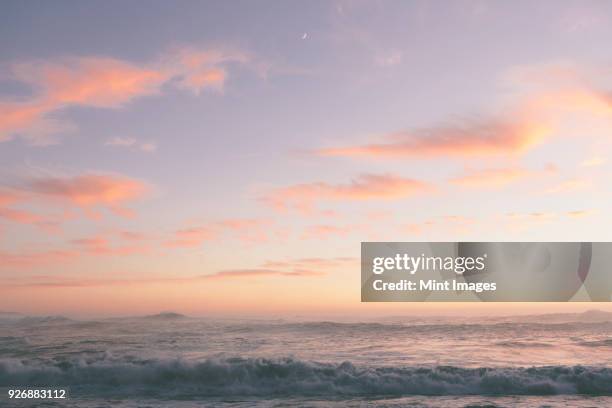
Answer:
[{"left": 1, "top": 357, "right": 611, "bottom": 398}]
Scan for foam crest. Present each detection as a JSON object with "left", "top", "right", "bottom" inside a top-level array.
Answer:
[{"left": 1, "top": 357, "right": 610, "bottom": 397}]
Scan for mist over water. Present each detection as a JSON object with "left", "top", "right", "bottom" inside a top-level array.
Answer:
[{"left": 1, "top": 311, "right": 611, "bottom": 407}]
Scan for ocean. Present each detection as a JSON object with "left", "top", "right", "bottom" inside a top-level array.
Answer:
[{"left": 1, "top": 311, "right": 611, "bottom": 407}]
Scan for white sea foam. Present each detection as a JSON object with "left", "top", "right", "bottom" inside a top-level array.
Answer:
[{"left": 1, "top": 357, "right": 611, "bottom": 397}]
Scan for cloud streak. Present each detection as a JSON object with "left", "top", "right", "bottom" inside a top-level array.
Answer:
[
  {"left": 0, "top": 249, "right": 79, "bottom": 269},
  {"left": 105, "top": 137, "right": 157, "bottom": 153},
  {"left": 1, "top": 256, "right": 356, "bottom": 286},
  {"left": 449, "top": 165, "right": 556, "bottom": 188},
  {"left": 202, "top": 268, "right": 324, "bottom": 280},
  {"left": 317, "top": 119, "right": 551, "bottom": 159},
  {"left": 166, "top": 218, "right": 272, "bottom": 248},
  {"left": 261, "top": 173, "right": 432, "bottom": 213},
  {"left": 166, "top": 226, "right": 217, "bottom": 248},
  {"left": 71, "top": 235, "right": 150, "bottom": 256}
]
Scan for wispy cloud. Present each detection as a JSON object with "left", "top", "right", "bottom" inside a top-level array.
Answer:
[
  {"left": 449, "top": 165, "right": 556, "bottom": 188},
  {"left": 0, "top": 48, "right": 250, "bottom": 145},
  {"left": 202, "top": 256, "right": 356, "bottom": 280},
  {"left": 401, "top": 215, "right": 475, "bottom": 236},
  {"left": 105, "top": 137, "right": 157, "bottom": 153},
  {"left": 2, "top": 256, "right": 356, "bottom": 286},
  {"left": 25, "top": 173, "right": 150, "bottom": 219},
  {"left": 71, "top": 235, "right": 150, "bottom": 256},
  {"left": 0, "top": 249, "right": 79, "bottom": 269},
  {"left": 261, "top": 257, "right": 356, "bottom": 270},
  {"left": 0, "top": 171, "right": 150, "bottom": 236},
  {"left": 544, "top": 178, "right": 592, "bottom": 194},
  {"left": 166, "top": 218, "right": 272, "bottom": 248},
  {"left": 316, "top": 119, "right": 550, "bottom": 159},
  {"left": 566, "top": 209, "right": 593, "bottom": 218},
  {"left": 166, "top": 47, "right": 248, "bottom": 94},
  {"left": 261, "top": 173, "right": 432, "bottom": 213},
  {"left": 1, "top": 269, "right": 318, "bottom": 288},
  {"left": 1, "top": 57, "right": 165, "bottom": 145},
  {"left": 300, "top": 224, "right": 353, "bottom": 240},
  {"left": 0, "top": 207, "right": 43, "bottom": 225},
  {"left": 166, "top": 226, "right": 217, "bottom": 248},
  {"left": 507, "top": 211, "right": 557, "bottom": 220},
  {"left": 202, "top": 268, "right": 324, "bottom": 280},
  {"left": 0, "top": 189, "right": 64, "bottom": 232}
]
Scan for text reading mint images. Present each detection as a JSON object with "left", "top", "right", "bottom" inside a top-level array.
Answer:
[{"left": 370, "top": 253, "right": 497, "bottom": 293}]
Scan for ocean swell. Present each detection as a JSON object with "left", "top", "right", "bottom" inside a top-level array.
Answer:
[{"left": 1, "top": 357, "right": 611, "bottom": 398}]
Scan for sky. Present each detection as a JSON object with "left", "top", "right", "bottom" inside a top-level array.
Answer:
[{"left": 0, "top": 0, "right": 611, "bottom": 317}]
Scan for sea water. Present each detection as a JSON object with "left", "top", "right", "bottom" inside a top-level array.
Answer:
[{"left": 1, "top": 311, "right": 611, "bottom": 407}]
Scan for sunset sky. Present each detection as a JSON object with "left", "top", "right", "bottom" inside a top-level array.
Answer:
[{"left": 1, "top": 0, "right": 611, "bottom": 317}]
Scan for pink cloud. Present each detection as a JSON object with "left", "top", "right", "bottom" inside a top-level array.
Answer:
[
  {"left": 0, "top": 173, "right": 147, "bottom": 232},
  {"left": 202, "top": 257, "right": 356, "bottom": 280},
  {"left": 1, "top": 48, "right": 250, "bottom": 144},
  {"left": 0, "top": 189, "right": 63, "bottom": 232},
  {"left": 166, "top": 218, "right": 273, "bottom": 248},
  {"left": 317, "top": 119, "right": 550, "bottom": 159},
  {"left": 0, "top": 232, "right": 153, "bottom": 273},
  {"left": 201, "top": 268, "right": 325, "bottom": 280},
  {"left": 0, "top": 102, "right": 53, "bottom": 144},
  {"left": 261, "top": 173, "right": 432, "bottom": 213},
  {"left": 166, "top": 226, "right": 217, "bottom": 248},
  {"left": 119, "top": 231, "right": 148, "bottom": 241},
  {"left": 0, "top": 58, "right": 165, "bottom": 145},
  {"left": 449, "top": 165, "right": 555, "bottom": 188},
  {"left": 1, "top": 268, "right": 320, "bottom": 288},
  {"left": 27, "top": 173, "right": 149, "bottom": 218},
  {"left": 216, "top": 218, "right": 266, "bottom": 230},
  {"left": 2, "top": 256, "right": 358, "bottom": 286},
  {"left": 0, "top": 189, "right": 25, "bottom": 207},
  {"left": 261, "top": 257, "right": 356, "bottom": 270},
  {"left": 12, "top": 57, "right": 165, "bottom": 108},
  {"left": 0, "top": 207, "right": 43, "bottom": 224},
  {"left": 71, "top": 235, "right": 149, "bottom": 255},
  {"left": 0, "top": 249, "right": 79, "bottom": 269},
  {"left": 169, "top": 48, "right": 248, "bottom": 94}
]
